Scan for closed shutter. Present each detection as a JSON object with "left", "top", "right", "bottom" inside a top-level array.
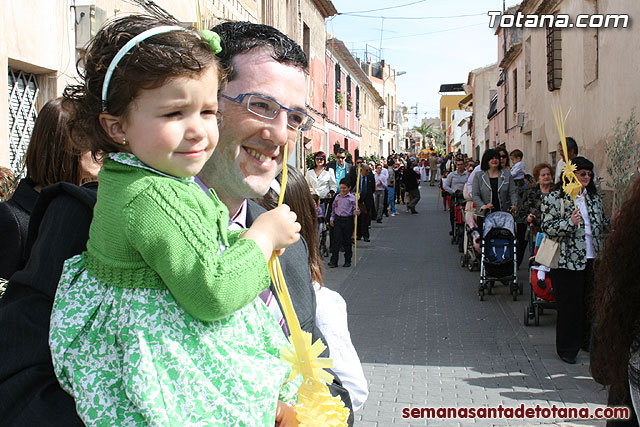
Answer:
[{"left": 7, "top": 68, "right": 39, "bottom": 176}]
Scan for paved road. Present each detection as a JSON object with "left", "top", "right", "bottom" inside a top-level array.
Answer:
[{"left": 324, "top": 184, "right": 610, "bottom": 426}]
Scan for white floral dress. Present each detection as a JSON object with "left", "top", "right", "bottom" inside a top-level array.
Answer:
[{"left": 49, "top": 154, "right": 299, "bottom": 427}]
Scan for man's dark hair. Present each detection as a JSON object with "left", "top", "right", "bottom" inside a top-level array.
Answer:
[
  {"left": 565, "top": 137, "right": 579, "bottom": 155},
  {"left": 480, "top": 149, "right": 502, "bottom": 171},
  {"left": 335, "top": 148, "right": 346, "bottom": 155},
  {"left": 211, "top": 21, "right": 308, "bottom": 81}
]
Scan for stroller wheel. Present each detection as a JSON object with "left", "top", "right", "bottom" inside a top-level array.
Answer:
[
  {"left": 523, "top": 306, "right": 530, "bottom": 326},
  {"left": 519, "top": 282, "right": 524, "bottom": 295},
  {"left": 534, "top": 306, "right": 540, "bottom": 326},
  {"left": 539, "top": 307, "right": 544, "bottom": 315},
  {"left": 478, "top": 290, "right": 484, "bottom": 301},
  {"left": 486, "top": 282, "right": 493, "bottom": 295},
  {"left": 460, "top": 254, "right": 467, "bottom": 268},
  {"left": 467, "top": 260, "right": 474, "bottom": 272}
]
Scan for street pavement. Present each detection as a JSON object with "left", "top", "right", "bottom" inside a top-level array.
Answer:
[{"left": 323, "top": 184, "right": 610, "bottom": 427}]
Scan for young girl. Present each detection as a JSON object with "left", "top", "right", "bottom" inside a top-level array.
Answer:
[{"left": 49, "top": 16, "right": 301, "bottom": 426}]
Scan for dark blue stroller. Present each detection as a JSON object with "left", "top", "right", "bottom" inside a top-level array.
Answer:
[{"left": 478, "top": 211, "right": 522, "bottom": 301}]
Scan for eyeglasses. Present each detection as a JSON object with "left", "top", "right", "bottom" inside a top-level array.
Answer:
[
  {"left": 576, "top": 171, "right": 593, "bottom": 178},
  {"left": 220, "top": 93, "right": 315, "bottom": 132},
  {"left": 500, "top": 154, "right": 508, "bottom": 159},
  {"left": 336, "top": 156, "right": 346, "bottom": 160},
  {"left": 315, "top": 157, "right": 326, "bottom": 161}
]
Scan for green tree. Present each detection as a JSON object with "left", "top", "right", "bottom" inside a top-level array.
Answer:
[
  {"left": 412, "top": 123, "right": 445, "bottom": 149},
  {"left": 606, "top": 110, "right": 639, "bottom": 211},
  {"left": 412, "top": 123, "right": 433, "bottom": 149}
]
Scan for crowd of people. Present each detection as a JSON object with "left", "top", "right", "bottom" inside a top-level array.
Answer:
[
  {"left": 306, "top": 150, "right": 432, "bottom": 268},
  {"left": 434, "top": 140, "right": 640, "bottom": 424}
]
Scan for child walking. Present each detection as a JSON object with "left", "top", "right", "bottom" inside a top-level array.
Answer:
[
  {"left": 49, "top": 16, "right": 301, "bottom": 426},
  {"left": 328, "top": 178, "right": 359, "bottom": 268}
]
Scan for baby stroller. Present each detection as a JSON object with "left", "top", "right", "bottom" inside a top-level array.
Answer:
[
  {"left": 478, "top": 211, "right": 522, "bottom": 301},
  {"left": 460, "top": 201, "right": 481, "bottom": 271},
  {"left": 524, "top": 229, "right": 557, "bottom": 326}
]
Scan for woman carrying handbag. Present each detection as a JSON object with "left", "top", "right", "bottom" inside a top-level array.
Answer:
[{"left": 540, "top": 156, "right": 607, "bottom": 364}]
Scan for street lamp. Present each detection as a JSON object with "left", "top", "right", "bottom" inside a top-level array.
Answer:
[{"left": 381, "top": 70, "right": 406, "bottom": 154}]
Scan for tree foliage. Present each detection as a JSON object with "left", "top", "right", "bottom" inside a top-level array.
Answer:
[{"left": 605, "top": 110, "right": 639, "bottom": 211}]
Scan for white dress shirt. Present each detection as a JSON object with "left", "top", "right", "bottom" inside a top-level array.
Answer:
[
  {"left": 575, "top": 189, "right": 595, "bottom": 259},
  {"left": 307, "top": 168, "right": 337, "bottom": 198},
  {"left": 313, "top": 282, "right": 368, "bottom": 411}
]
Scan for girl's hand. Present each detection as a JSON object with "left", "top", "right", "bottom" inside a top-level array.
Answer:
[
  {"left": 481, "top": 203, "right": 494, "bottom": 211},
  {"left": 275, "top": 401, "right": 299, "bottom": 427},
  {"left": 571, "top": 208, "right": 582, "bottom": 226},
  {"left": 242, "top": 205, "right": 300, "bottom": 260}
]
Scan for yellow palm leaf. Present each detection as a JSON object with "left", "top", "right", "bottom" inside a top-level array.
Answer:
[
  {"left": 268, "top": 147, "right": 350, "bottom": 426},
  {"left": 552, "top": 104, "right": 582, "bottom": 203}
]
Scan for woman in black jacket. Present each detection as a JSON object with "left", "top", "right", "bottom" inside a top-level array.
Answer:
[{"left": 0, "top": 98, "right": 100, "bottom": 279}]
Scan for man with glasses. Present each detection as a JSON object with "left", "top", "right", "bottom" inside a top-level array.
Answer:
[
  {"left": 198, "top": 21, "right": 354, "bottom": 424},
  {"left": 0, "top": 21, "right": 353, "bottom": 427},
  {"left": 327, "top": 148, "right": 356, "bottom": 190}
]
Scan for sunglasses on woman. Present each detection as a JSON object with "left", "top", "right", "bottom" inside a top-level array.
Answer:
[{"left": 576, "top": 171, "right": 593, "bottom": 178}]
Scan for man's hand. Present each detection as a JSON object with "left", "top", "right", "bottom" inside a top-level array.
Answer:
[
  {"left": 481, "top": 203, "right": 494, "bottom": 211},
  {"left": 275, "top": 401, "right": 299, "bottom": 427},
  {"left": 330, "top": 220, "right": 334, "bottom": 227},
  {"left": 527, "top": 213, "right": 535, "bottom": 224},
  {"left": 355, "top": 208, "right": 360, "bottom": 216}
]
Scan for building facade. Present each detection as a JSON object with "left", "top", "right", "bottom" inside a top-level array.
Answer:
[
  {"left": 492, "top": 0, "right": 640, "bottom": 186},
  {"left": 467, "top": 63, "right": 498, "bottom": 160},
  {"left": 2, "top": 0, "right": 339, "bottom": 171}
]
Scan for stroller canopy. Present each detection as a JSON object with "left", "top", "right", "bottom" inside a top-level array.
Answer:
[{"left": 483, "top": 211, "right": 515, "bottom": 237}]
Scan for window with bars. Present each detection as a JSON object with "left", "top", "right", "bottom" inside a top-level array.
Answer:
[
  {"left": 355, "top": 85, "right": 360, "bottom": 117},
  {"left": 546, "top": 24, "right": 562, "bottom": 91},
  {"left": 8, "top": 68, "right": 39, "bottom": 176}
]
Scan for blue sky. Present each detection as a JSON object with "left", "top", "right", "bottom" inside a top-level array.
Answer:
[{"left": 328, "top": 0, "right": 521, "bottom": 127}]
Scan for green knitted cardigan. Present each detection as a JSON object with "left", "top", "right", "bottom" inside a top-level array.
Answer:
[{"left": 82, "top": 155, "right": 270, "bottom": 321}]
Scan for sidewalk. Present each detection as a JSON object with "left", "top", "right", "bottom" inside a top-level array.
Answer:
[{"left": 324, "top": 184, "right": 610, "bottom": 426}]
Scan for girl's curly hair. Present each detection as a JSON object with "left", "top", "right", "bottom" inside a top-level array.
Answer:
[
  {"left": 591, "top": 177, "right": 640, "bottom": 400},
  {"left": 64, "top": 15, "right": 222, "bottom": 156}
]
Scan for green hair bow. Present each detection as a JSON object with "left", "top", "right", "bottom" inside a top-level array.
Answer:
[{"left": 201, "top": 30, "right": 222, "bottom": 54}]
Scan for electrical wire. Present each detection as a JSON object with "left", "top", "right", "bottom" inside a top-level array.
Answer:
[
  {"left": 339, "top": 0, "right": 429, "bottom": 15},
  {"left": 352, "top": 22, "right": 485, "bottom": 43},
  {"left": 337, "top": 12, "right": 487, "bottom": 20}
]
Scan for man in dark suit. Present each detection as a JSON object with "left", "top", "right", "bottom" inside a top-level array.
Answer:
[
  {"left": 0, "top": 22, "right": 353, "bottom": 426},
  {"left": 356, "top": 160, "right": 375, "bottom": 242},
  {"left": 327, "top": 147, "right": 356, "bottom": 190},
  {"left": 201, "top": 21, "right": 354, "bottom": 424}
]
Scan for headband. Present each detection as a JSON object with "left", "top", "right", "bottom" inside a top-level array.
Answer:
[{"left": 101, "top": 26, "right": 222, "bottom": 112}]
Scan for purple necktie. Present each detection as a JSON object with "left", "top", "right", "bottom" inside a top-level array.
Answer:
[{"left": 260, "top": 289, "right": 289, "bottom": 336}]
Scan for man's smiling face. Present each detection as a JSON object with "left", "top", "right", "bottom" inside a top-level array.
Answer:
[{"left": 200, "top": 48, "right": 307, "bottom": 208}]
